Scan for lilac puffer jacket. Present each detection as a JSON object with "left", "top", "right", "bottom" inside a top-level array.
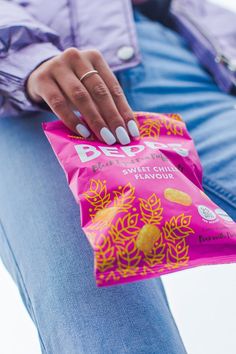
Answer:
[
  {"left": 1, "top": 0, "right": 236, "bottom": 118},
  {"left": 0, "top": 0, "right": 148, "bottom": 117}
]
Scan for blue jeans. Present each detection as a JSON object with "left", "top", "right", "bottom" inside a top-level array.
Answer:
[{"left": 0, "top": 10, "right": 236, "bottom": 354}]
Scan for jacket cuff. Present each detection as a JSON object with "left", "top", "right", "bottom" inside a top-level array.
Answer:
[{"left": 0, "top": 42, "right": 61, "bottom": 115}]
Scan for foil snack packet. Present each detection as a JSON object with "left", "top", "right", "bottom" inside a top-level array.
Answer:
[{"left": 43, "top": 112, "right": 236, "bottom": 287}]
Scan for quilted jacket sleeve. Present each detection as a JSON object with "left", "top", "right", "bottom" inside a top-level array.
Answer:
[{"left": 0, "top": 0, "right": 62, "bottom": 117}]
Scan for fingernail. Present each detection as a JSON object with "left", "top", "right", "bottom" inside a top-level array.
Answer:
[
  {"left": 100, "top": 127, "right": 116, "bottom": 145},
  {"left": 74, "top": 110, "right": 81, "bottom": 118},
  {"left": 115, "top": 126, "right": 130, "bottom": 145},
  {"left": 76, "top": 123, "right": 91, "bottom": 138},
  {"left": 127, "top": 120, "right": 140, "bottom": 137}
]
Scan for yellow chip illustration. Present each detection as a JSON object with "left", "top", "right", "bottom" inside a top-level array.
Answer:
[
  {"left": 136, "top": 224, "right": 161, "bottom": 254},
  {"left": 93, "top": 207, "right": 118, "bottom": 225},
  {"left": 164, "top": 188, "right": 192, "bottom": 206}
]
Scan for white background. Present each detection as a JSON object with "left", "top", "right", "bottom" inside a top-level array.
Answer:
[{"left": 1, "top": 0, "right": 236, "bottom": 353}]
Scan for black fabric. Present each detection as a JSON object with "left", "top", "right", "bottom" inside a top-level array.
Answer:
[{"left": 134, "top": 0, "right": 173, "bottom": 27}]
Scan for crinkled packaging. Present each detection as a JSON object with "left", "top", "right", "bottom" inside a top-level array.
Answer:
[{"left": 43, "top": 112, "right": 236, "bottom": 287}]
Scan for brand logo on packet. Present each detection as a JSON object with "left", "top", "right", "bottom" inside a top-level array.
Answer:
[{"left": 74, "top": 142, "right": 188, "bottom": 163}]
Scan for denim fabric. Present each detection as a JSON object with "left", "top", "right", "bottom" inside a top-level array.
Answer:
[{"left": 117, "top": 11, "right": 236, "bottom": 221}]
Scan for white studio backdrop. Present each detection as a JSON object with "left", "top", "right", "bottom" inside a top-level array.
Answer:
[{"left": 1, "top": 0, "right": 236, "bottom": 353}]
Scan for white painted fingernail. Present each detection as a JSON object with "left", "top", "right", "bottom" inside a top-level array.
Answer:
[
  {"left": 74, "top": 110, "right": 81, "bottom": 118},
  {"left": 76, "top": 124, "right": 91, "bottom": 138},
  {"left": 127, "top": 120, "right": 140, "bottom": 137},
  {"left": 116, "top": 126, "right": 130, "bottom": 145},
  {"left": 100, "top": 127, "right": 116, "bottom": 145}
]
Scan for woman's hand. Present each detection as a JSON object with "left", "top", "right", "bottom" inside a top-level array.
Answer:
[{"left": 26, "top": 48, "right": 140, "bottom": 145}]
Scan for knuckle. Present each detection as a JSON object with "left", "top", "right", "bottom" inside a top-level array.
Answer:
[
  {"left": 71, "top": 87, "right": 88, "bottom": 102},
  {"left": 110, "top": 84, "right": 124, "bottom": 98},
  {"left": 35, "top": 69, "right": 48, "bottom": 83},
  {"left": 92, "top": 83, "right": 109, "bottom": 100},
  {"left": 87, "top": 49, "right": 102, "bottom": 61},
  {"left": 48, "top": 95, "right": 65, "bottom": 110},
  {"left": 63, "top": 47, "right": 80, "bottom": 61},
  {"left": 49, "top": 56, "right": 63, "bottom": 70}
]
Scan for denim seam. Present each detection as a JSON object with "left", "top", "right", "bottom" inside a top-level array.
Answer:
[
  {"left": 203, "top": 175, "right": 236, "bottom": 208},
  {"left": 0, "top": 218, "right": 48, "bottom": 354}
]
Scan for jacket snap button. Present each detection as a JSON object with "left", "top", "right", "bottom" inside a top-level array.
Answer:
[{"left": 117, "top": 46, "right": 135, "bottom": 61}]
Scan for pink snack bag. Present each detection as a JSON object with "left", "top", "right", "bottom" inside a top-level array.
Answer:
[{"left": 43, "top": 112, "right": 236, "bottom": 287}]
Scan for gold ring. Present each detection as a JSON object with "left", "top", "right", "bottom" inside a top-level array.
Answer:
[{"left": 79, "top": 70, "right": 98, "bottom": 82}]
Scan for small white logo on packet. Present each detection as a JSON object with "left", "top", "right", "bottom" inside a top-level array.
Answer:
[
  {"left": 215, "top": 208, "right": 234, "bottom": 222},
  {"left": 198, "top": 205, "right": 216, "bottom": 221}
]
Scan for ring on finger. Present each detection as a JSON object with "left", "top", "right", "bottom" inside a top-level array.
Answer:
[{"left": 79, "top": 70, "right": 99, "bottom": 83}]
